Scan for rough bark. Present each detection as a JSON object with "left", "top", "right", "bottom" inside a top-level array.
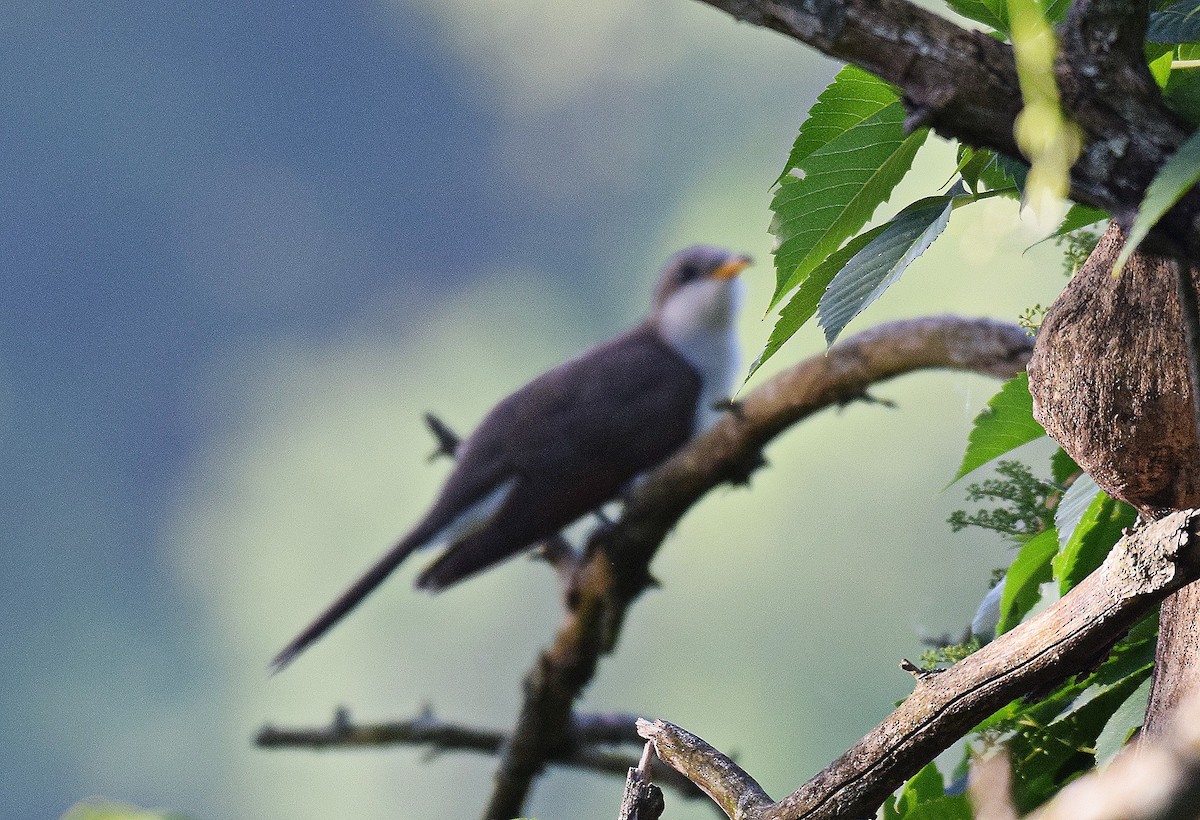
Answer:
[
  {"left": 1028, "top": 223, "right": 1200, "bottom": 518},
  {"left": 1027, "top": 224, "right": 1200, "bottom": 735}
]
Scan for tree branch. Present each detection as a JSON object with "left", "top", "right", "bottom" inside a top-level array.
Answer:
[
  {"left": 635, "top": 510, "right": 1200, "bottom": 819},
  {"left": 256, "top": 707, "right": 706, "bottom": 800},
  {"left": 695, "top": 0, "right": 1200, "bottom": 261},
  {"left": 482, "top": 315, "right": 1035, "bottom": 819}
]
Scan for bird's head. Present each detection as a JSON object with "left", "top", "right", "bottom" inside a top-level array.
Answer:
[{"left": 652, "top": 245, "right": 752, "bottom": 338}]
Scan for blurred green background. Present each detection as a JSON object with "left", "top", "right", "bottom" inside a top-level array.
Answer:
[{"left": 3, "top": 1, "right": 1070, "bottom": 818}]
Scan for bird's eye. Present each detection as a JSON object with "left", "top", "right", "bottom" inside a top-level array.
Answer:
[{"left": 678, "top": 263, "right": 700, "bottom": 282}]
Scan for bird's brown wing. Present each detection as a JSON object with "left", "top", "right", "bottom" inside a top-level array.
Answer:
[
  {"left": 416, "top": 321, "right": 701, "bottom": 590},
  {"left": 272, "top": 322, "right": 700, "bottom": 667}
]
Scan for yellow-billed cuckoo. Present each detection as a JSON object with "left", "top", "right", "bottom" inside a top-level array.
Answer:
[{"left": 272, "top": 246, "right": 751, "bottom": 669}]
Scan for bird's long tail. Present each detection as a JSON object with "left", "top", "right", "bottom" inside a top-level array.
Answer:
[{"left": 270, "top": 530, "right": 428, "bottom": 672}]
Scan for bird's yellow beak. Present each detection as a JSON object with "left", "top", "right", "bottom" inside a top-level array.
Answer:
[{"left": 712, "top": 254, "right": 753, "bottom": 280}]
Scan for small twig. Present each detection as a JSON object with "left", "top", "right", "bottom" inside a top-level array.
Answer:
[
  {"left": 617, "top": 741, "right": 665, "bottom": 820},
  {"left": 900, "top": 658, "right": 942, "bottom": 681},
  {"left": 423, "top": 412, "right": 461, "bottom": 460},
  {"left": 257, "top": 707, "right": 704, "bottom": 799}
]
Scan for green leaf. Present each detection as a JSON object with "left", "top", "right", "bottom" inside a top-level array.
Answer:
[
  {"left": 1147, "top": 1, "right": 1200, "bottom": 44},
  {"left": 1053, "top": 204, "right": 1109, "bottom": 237},
  {"left": 990, "top": 152, "right": 1030, "bottom": 193},
  {"left": 748, "top": 223, "right": 888, "bottom": 379},
  {"left": 895, "top": 761, "right": 948, "bottom": 815},
  {"left": 1148, "top": 45, "right": 1176, "bottom": 90},
  {"left": 1050, "top": 447, "right": 1080, "bottom": 484},
  {"left": 1040, "top": 0, "right": 1071, "bottom": 24},
  {"left": 1093, "top": 677, "right": 1150, "bottom": 764},
  {"left": 775, "top": 65, "right": 900, "bottom": 186},
  {"left": 1114, "top": 125, "right": 1200, "bottom": 275},
  {"left": 899, "top": 796, "right": 972, "bottom": 820},
  {"left": 952, "top": 373, "right": 1046, "bottom": 483},
  {"left": 770, "top": 96, "right": 929, "bottom": 309},
  {"left": 817, "top": 195, "right": 956, "bottom": 344},
  {"left": 1165, "top": 43, "right": 1200, "bottom": 127},
  {"left": 944, "top": 0, "right": 1010, "bottom": 33},
  {"left": 1052, "top": 490, "right": 1137, "bottom": 594},
  {"left": 1054, "top": 473, "right": 1101, "bottom": 547},
  {"left": 996, "top": 527, "right": 1058, "bottom": 634}
]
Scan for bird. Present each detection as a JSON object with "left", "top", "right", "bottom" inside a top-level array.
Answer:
[{"left": 272, "top": 245, "right": 752, "bottom": 670}]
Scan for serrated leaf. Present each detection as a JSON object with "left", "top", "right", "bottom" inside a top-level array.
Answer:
[
  {"left": 1053, "top": 204, "right": 1109, "bottom": 236},
  {"left": 952, "top": 373, "right": 1046, "bottom": 483},
  {"left": 1055, "top": 473, "right": 1101, "bottom": 547},
  {"left": 944, "top": 0, "right": 1010, "bottom": 33},
  {"left": 996, "top": 527, "right": 1058, "bottom": 635},
  {"left": 1052, "top": 491, "right": 1136, "bottom": 594},
  {"left": 776, "top": 65, "right": 900, "bottom": 185},
  {"left": 770, "top": 105, "right": 929, "bottom": 309},
  {"left": 991, "top": 152, "right": 1031, "bottom": 193},
  {"left": 817, "top": 196, "right": 955, "bottom": 344},
  {"left": 1115, "top": 126, "right": 1200, "bottom": 275},
  {"left": 1147, "top": 1, "right": 1200, "bottom": 43},
  {"left": 747, "top": 223, "right": 888, "bottom": 379}
]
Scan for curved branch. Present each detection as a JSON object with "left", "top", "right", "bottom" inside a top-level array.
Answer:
[
  {"left": 638, "top": 719, "right": 773, "bottom": 819},
  {"left": 483, "top": 315, "right": 1035, "bottom": 820},
  {"left": 639, "top": 510, "right": 1200, "bottom": 819}
]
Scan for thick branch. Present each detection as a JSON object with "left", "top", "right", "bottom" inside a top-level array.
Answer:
[
  {"left": 641, "top": 510, "right": 1200, "bottom": 819},
  {"left": 695, "top": 0, "right": 1200, "bottom": 261},
  {"left": 483, "top": 316, "right": 1034, "bottom": 819}
]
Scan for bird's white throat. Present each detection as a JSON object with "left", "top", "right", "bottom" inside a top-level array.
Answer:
[{"left": 656, "top": 276, "right": 745, "bottom": 434}]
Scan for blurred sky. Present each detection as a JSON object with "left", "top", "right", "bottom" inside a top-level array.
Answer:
[{"left": 2, "top": 2, "right": 1072, "bottom": 819}]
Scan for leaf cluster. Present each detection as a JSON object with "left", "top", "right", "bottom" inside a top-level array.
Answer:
[
  {"left": 755, "top": 0, "right": 1200, "bottom": 377},
  {"left": 885, "top": 373, "right": 1146, "bottom": 819},
  {"left": 948, "top": 460, "right": 1058, "bottom": 537}
]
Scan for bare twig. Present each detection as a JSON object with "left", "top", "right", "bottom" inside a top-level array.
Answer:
[
  {"left": 256, "top": 707, "right": 705, "bottom": 799},
  {"left": 483, "top": 316, "right": 1036, "bottom": 819},
  {"left": 616, "top": 742, "right": 666, "bottom": 820},
  {"left": 423, "top": 412, "right": 461, "bottom": 460}
]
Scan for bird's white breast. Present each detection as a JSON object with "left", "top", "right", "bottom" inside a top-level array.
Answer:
[{"left": 656, "top": 277, "right": 744, "bottom": 435}]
